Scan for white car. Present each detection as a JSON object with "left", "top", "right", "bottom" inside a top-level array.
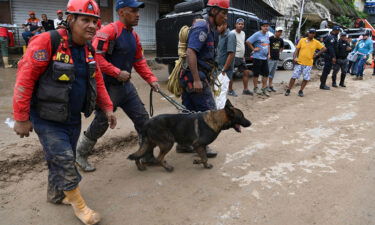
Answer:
[{"left": 277, "top": 39, "right": 296, "bottom": 70}]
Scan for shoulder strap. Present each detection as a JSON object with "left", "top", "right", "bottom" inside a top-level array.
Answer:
[
  {"left": 49, "top": 30, "right": 61, "bottom": 57},
  {"left": 86, "top": 41, "right": 96, "bottom": 56}
]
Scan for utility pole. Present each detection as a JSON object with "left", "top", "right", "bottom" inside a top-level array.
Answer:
[{"left": 296, "top": 0, "right": 305, "bottom": 42}]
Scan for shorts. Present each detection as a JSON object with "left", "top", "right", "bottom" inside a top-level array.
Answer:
[
  {"left": 253, "top": 58, "right": 269, "bottom": 77},
  {"left": 268, "top": 60, "right": 278, "bottom": 78},
  {"left": 234, "top": 57, "right": 248, "bottom": 72},
  {"left": 291, "top": 64, "right": 312, "bottom": 81}
]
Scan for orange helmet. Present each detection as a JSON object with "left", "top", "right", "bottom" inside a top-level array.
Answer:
[
  {"left": 207, "top": 0, "right": 230, "bottom": 9},
  {"left": 66, "top": 0, "right": 100, "bottom": 18}
]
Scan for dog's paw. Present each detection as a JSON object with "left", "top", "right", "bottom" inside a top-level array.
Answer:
[
  {"left": 136, "top": 161, "right": 147, "bottom": 171},
  {"left": 164, "top": 165, "right": 174, "bottom": 172},
  {"left": 204, "top": 164, "right": 213, "bottom": 169},
  {"left": 193, "top": 159, "right": 201, "bottom": 164}
]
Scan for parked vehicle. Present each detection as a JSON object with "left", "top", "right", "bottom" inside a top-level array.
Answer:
[
  {"left": 155, "top": 0, "right": 261, "bottom": 73},
  {"left": 278, "top": 39, "right": 295, "bottom": 70}
]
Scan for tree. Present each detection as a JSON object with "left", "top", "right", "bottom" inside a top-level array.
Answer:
[{"left": 335, "top": 15, "right": 353, "bottom": 28}]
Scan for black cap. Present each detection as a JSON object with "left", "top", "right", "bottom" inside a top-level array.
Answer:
[
  {"left": 308, "top": 28, "right": 316, "bottom": 33},
  {"left": 340, "top": 32, "right": 347, "bottom": 36},
  {"left": 332, "top": 25, "right": 340, "bottom": 31}
]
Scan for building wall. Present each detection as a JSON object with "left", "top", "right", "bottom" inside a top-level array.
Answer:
[{"left": 99, "top": 0, "right": 113, "bottom": 24}]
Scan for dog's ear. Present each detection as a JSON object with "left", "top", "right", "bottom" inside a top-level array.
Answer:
[
  {"left": 225, "top": 99, "right": 233, "bottom": 108},
  {"left": 224, "top": 101, "right": 235, "bottom": 118}
]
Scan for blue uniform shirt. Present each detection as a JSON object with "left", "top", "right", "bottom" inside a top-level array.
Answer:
[
  {"left": 69, "top": 45, "right": 88, "bottom": 123},
  {"left": 187, "top": 19, "right": 218, "bottom": 72}
]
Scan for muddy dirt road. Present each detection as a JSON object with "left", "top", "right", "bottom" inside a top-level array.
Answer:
[{"left": 1, "top": 67, "right": 375, "bottom": 225}]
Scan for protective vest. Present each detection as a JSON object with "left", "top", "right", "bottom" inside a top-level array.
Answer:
[
  {"left": 34, "top": 30, "right": 97, "bottom": 123},
  {"left": 104, "top": 25, "right": 137, "bottom": 85}
]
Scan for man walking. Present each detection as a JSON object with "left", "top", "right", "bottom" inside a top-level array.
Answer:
[
  {"left": 75, "top": 0, "right": 160, "bottom": 172},
  {"left": 246, "top": 20, "right": 271, "bottom": 96},
  {"left": 178, "top": 0, "right": 229, "bottom": 157},
  {"left": 268, "top": 27, "right": 284, "bottom": 92},
  {"left": 285, "top": 29, "right": 326, "bottom": 97},
  {"left": 352, "top": 30, "right": 373, "bottom": 80},
  {"left": 13, "top": 0, "right": 116, "bottom": 223},
  {"left": 232, "top": 18, "right": 253, "bottom": 96},
  {"left": 320, "top": 26, "right": 340, "bottom": 90},
  {"left": 216, "top": 21, "right": 236, "bottom": 96},
  {"left": 332, "top": 32, "right": 351, "bottom": 87}
]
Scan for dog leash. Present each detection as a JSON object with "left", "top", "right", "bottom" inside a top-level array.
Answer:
[{"left": 149, "top": 88, "right": 193, "bottom": 117}]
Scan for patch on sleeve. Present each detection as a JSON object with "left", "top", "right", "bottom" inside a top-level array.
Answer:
[
  {"left": 96, "top": 32, "right": 109, "bottom": 39},
  {"left": 33, "top": 49, "right": 49, "bottom": 61},
  {"left": 199, "top": 31, "right": 207, "bottom": 42}
]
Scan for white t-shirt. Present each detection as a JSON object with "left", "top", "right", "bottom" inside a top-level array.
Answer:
[
  {"left": 54, "top": 18, "right": 63, "bottom": 29},
  {"left": 231, "top": 30, "right": 246, "bottom": 58}
]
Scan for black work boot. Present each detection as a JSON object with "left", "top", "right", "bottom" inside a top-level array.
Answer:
[
  {"left": 176, "top": 145, "right": 194, "bottom": 153},
  {"left": 205, "top": 146, "right": 218, "bottom": 158}
]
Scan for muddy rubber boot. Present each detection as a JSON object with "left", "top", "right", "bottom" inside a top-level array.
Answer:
[
  {"left": 76, "top": 134, "right": 97, "bottom": 172},
  {"left": 2, "top": 57, "right": 12, "bottom": 68},
  {"left": 64, "top": 187, "right": 101, "bottom": 225}
]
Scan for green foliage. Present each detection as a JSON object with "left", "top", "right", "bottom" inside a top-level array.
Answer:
[
  {"left": 356, "top": 10, "right": 368, "bottom": 19},
  {"left": 335, "top": 15, "right": 353, "bottom": 27}
]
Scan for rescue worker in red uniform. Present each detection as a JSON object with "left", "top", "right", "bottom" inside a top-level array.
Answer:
[
  {"left": 13, "top": 0, "right": 116, "bottom": 224},
  {"left": 75, "top": 0, "right": 160, "bottom": 172}
]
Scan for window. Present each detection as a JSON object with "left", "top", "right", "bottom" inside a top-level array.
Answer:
[{"left": 284, "top": 42, "right": 291, "bottom": 50}]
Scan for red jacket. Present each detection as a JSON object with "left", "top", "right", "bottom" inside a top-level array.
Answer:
[
  {"left": 13, "top": 29, "right": 113, "bottom": 121},
  {"left": 0, "top": 27, "right": 8, "bottom": 37},
  {"left": 92, "top": 21, "right": 158, "bottom": 83}
]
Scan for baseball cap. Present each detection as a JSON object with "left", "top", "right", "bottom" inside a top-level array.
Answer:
[
  {"left": 308, "top": 28, "right": 316, "bottom": 33},
  {"left": 275, "top": 27, "right": 284, "bottom": 32},
  {"left": 236, "top": 18, "right": 244, "bottom": 24},
  {"left": 56, "top": 10, "right": 63, "bottom": 14},
  {"left": 116, "top": 0, "right": 145, "bottom": 11},
  {"left": 260, "top": 20, "right": 270, "bottom": 26},
  {"left": 332, "top": 25, "right": 340, "bottom": 31},
  {"left": 340, "top": 32, "right": 347, "bottom": 36}
]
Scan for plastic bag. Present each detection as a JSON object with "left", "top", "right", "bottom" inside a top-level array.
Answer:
[
  {"left": 347, "top": 52, "right": 358, "bottom": 62},
  {"left": 214, "top": 73, "right": 230, "bottom": 110}
]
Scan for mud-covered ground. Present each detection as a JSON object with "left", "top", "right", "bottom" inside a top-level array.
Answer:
[{"left": 1, "top": 64, "right": 375, "bottom": 225}]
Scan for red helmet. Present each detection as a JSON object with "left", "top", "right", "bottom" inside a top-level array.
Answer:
[
  {"left": 66, "top": 0, "right": 100, "bottom": 18},
  {"left": 207, "top": 0, "right": 230, "bottom": 9}
]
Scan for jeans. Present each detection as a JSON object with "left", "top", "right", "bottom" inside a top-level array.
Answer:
[
  {"left": 0, "top": 37, "right": 8, "bottom": 57},
  {"left": 31, "top": 114, "right": 82, "bottom": 203},
  {"left": 268, "top": 60, "right": 278, "bottom": 79},
  {"left": 354, "top": 56, "right": 367, "bottom": 77},
  {"left": 85, "top": 81, "right": 149, "bottom": 141},
  {"left": 22, "top": 31, "right": 40, "bottom": 45}
]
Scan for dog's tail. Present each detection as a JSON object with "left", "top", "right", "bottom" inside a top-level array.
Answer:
[{"left": 128, "top": 139, "right": 148, "bottom": 160}]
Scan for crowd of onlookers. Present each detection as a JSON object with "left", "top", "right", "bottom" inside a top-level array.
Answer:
[
  {"left": 216, "top": 19, "right": 374, "bottom": 98},
  {"left": 21, "top": 10, "right": 67, "bottom": 45}
]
